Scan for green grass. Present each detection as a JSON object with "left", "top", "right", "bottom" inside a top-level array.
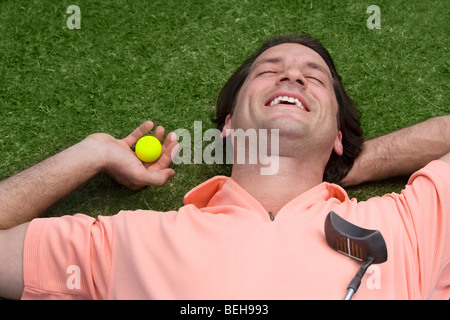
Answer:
[{"left": 0, "top": 0, "right": 448, "bottom": 218}]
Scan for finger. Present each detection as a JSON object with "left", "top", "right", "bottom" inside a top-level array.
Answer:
[
  {"left": 162, "top": 131, "right": 177, "bottom": 149},
  {"left": 153, "top": 126, "right": 165, "bottom": 142},
  {"left": 144, "top": 140, "right": 178, "bottom": 170},
  {"left": 160, "top": 140, "right": 179, "bottom": 168},
  {"left": 123, "top": 121, "right": 154, "bottom": 146},
  {"left": 141, "top": 138, "right": 178, "bottom": 170}
]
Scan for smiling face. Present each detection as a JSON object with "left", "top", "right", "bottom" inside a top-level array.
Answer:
[{"left": 223, "top": 43, "right": 343, "bottom": 159}]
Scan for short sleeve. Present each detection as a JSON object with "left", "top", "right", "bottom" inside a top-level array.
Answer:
[
  {"left": 403, "top": 160, "right": 450, "bottom": 298},
  {"left": 21, "top": 214, "right": 113, "bottom": 300}
]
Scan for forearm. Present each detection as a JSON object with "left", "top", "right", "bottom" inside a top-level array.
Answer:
[
  {"left": 0, "top": 139, "right": 104, "bottom": 229},
  {"left": 0, "top": 121, "right": 178, "bottom": 229},
  {"left": 342, "top": 115, "right": 450, "bottom": 186}
]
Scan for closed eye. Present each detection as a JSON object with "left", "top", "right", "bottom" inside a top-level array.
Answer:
[
  {"left": 307, "top": 76, "right": 324, "bottom": 85},
  {"left": 257, "top": 70, "right": 277, "bottom": 76}
]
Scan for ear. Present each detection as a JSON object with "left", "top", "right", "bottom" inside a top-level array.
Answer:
[
  {"left": 221, "top": 114, "right": 232, "bottom": 138},
  {"left": 333, "top": 131, "right": 343, "bottom": 156}
]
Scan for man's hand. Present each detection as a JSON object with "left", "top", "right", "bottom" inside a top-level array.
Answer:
[
  {"left": 88, "top": 121, "right": 179, "bottom": 190},
  {"left": 0, "top": 121, "right": 179, "bottom": 229}
]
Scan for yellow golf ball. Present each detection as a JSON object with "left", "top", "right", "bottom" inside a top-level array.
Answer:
[{"left": 135, "top": 136, "right": 162, "bottom": 163}]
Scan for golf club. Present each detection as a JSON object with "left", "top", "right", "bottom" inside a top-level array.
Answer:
[{"left": 324, "top": 211, "right": 388, "bottom": 300}]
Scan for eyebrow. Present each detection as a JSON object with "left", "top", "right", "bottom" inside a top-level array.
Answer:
[
  {"left": 305, "top": 62, "right": 332, "bottom": 80},
  {"left": 252, "top": 57, "right": 332, "bottom": 79},
  {"left": 251, "top": 57, "right": 282, "bottom": 70}
]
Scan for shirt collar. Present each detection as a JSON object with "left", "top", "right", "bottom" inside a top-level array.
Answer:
[
  {"left": 183, "top": 176, "right": 229, "bottom": 208},
  {"left": 183, "top": 175, "right": 349, "bottom": 210}
]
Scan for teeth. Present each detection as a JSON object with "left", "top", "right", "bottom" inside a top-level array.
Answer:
[{"left": 269, "top": 95, "right": 304, "bottom": 109}]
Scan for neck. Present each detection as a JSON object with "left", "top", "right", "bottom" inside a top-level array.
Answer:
[{"left": 231, "top": 155, "right": 324, "bottom": 216}]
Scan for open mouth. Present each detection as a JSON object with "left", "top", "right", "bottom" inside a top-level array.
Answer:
[{"left": 264, "top": 92, "right": 310, "bottom": 112}]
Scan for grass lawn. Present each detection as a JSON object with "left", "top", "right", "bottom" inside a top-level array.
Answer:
[{"left": 0, "top": 0, "right": 448, "bottom": 218}]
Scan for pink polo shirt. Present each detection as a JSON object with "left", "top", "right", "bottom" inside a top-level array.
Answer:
[{"left": 21, "top": 160, "right": 450, "bottom": 299}]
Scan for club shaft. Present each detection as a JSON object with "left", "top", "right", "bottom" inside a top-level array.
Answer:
[{"left": 344, "top": 288, "right": 355, "bottom": 300}]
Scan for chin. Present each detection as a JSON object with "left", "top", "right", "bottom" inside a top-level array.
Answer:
[{"left": 266, "top": 119, "right": 309, "bottom": 138}]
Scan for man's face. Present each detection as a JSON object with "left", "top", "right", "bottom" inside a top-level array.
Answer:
[{"left": 223, "top": 43, "right": 343, "bottom": 158}]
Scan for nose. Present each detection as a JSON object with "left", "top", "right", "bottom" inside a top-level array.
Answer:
[{"left": 277, "top": 67, "right": 308, "bottom": 90}]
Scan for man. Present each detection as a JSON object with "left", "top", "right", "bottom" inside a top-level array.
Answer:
[{"left": 0, "top": 35, "right": 448, "bottom": 299}]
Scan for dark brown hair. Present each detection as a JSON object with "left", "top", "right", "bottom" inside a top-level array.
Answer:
[{"left": 213, "top": 34, "right": 363, "bottom": 184}]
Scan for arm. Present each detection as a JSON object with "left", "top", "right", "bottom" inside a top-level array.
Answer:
[
  {"left": 0, "top": 121, "right": 178, "bottom": 229},
  {"left": 0, "top": 121, "right": 178, "bottom": 299},
  {"left": 0, "top": 223, "right": 28, "bottom": 299},
  {"left": 342, "top": 115, "right": 450, "bottom": 186}
]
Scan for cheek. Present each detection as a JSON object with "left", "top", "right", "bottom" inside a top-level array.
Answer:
[
  {"left": 234, "top": 82, "right": 249, "bottom": 111},
  {"left": 233, "top": 83, "right": 258, "bottom": 116},
  {"left": 323, "top": 88, "right": 340, "bottom": 126},
  {"left": 329, "top": 84, "right": 340, "bottom": 115},
  {"left": 324, "top": 83, "right": 338, "bottom": 110},
  {"left": 237, "top": 77, "right": 268, "bottom": 106},
  {"left": 330, "top": 98, "right": 339, "bottom": 124},
  {"left": 331, "top": 96, "right": 340, "bottom": 130}
]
